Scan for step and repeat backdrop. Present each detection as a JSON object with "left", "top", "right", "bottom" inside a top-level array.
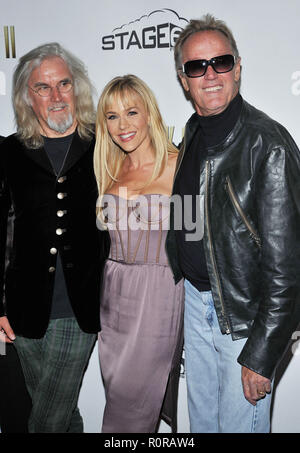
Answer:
[{"left": 1, "top": 0, "right": 300, "bottom": 433}]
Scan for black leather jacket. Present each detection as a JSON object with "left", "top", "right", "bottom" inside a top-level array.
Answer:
[{"left": 166, "top": 99, "right": 300, "bottom": 379}]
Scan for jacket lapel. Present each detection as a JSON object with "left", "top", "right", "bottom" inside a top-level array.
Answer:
[
  {"left": 60, "top": 131, "right": 94, "bottom": 175},
  {"left": 22, "top": 144, "right": 54, "bottom": 175},
  {"left": 173, "top": 113, "right": 200, "bottom": 190},
  {"left": 22, "top": 131, "right": 94, "bottom": 176}
]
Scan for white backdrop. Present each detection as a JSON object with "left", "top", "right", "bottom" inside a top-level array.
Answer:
[{"left": 1, "top": 0, "right": 300, "bottom": 433}]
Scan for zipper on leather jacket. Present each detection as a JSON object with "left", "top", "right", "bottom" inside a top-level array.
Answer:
[
  {"left": 205, "top": 161, "right": 231, "bottom": 334},
  {"left": 225, "top": 176, "right": 262, "bottom": 249}
]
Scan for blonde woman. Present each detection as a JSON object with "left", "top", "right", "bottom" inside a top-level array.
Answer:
[{"left": 94, "top": 75, "right": 184, "bottom": 433}]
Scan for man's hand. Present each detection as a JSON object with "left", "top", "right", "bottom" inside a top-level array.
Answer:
[
  {"left": 242, "top": 366, "right": 271, "bottom": 406},
  {"left": 0, "top": 316, "right": 16, "bottom": 343}
]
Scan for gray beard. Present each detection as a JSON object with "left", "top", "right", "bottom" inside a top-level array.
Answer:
[{"left": 47, "top": 112, "right": 74, "bottom": 134}]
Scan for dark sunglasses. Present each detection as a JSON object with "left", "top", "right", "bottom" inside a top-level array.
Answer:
[{"left": 182, "top": 54, "right": 236, "bottom": 78}]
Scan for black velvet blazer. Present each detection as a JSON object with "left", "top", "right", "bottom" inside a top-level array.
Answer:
[{"left": 0, "top": 132, "right": 109, "bottom": 338}]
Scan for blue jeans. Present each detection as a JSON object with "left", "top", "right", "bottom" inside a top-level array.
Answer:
[{"left": 184, "top": 280, "right": 271, "bottom": 433}]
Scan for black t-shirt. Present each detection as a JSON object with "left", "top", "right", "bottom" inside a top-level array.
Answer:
[
  {"left": 44, "top": 134, "right": 74, "bottom": 175},
  {"left": 175, "top": 94, "right": 243, "bottom": 292}
]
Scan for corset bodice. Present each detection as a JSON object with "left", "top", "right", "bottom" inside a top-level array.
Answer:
[{"left": 102, "top": 194, "right": 170, "bottom": 265}]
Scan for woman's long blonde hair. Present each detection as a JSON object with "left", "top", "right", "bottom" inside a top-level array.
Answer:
[{"left": 94, "top": 74, "right": 177, "bottom": 201}]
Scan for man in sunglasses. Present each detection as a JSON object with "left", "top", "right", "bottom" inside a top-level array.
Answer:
[
  {"left": 166, "top": 14, "right": 300, "bottom": 432},
  {"left": 0, "top": 43, "right": 109, "bottom": 432}
]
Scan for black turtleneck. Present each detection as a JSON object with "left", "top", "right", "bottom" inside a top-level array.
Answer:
[
  {"left": 197, "top": 92, "right": 242, "bottom": 147},
  {"left": 175, "top": 93, "right": 243, "bottom": 292}
]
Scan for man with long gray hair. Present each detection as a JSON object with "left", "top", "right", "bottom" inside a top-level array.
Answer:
[
  {"left": 0, "top": 43, "right": 109, "bottom": 432},
  {"left": 166, "top": 14, "right": 300, "bottom": 432}
]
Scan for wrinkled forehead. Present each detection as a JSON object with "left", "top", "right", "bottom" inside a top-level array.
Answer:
[
  {"left": 28, "top": 56, "right": 72, "bottom": 83},
  {"left": 182, "top": 30, "right": 233, "bottom": 60}
]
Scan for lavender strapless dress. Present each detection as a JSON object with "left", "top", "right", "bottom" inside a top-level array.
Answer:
[{"left": 98, "top": 194, "right": 184, "bottom": 433}]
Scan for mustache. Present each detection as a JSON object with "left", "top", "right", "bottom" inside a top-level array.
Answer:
[{"left": 47, "top": 103, "right": 68, "bottom": 112}]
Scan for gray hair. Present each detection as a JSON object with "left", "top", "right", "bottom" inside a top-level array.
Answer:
[
  {"left": 13, "top": 42, "right": 95, "bottom": 148},
  {"left": 174, "top": 14, "right": 240, "bottom": 73}
]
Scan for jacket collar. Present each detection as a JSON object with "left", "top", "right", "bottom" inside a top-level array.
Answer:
[
  {"left": 61, "top": 130, "right": 93, "bottom": 175},
  {"left": 22, "top": 129, "right": 94, "bottom": 176},
  {"left": 173, "top": 97, "right": 249, "bottom": 183},
  {"left": 185, "top": 98, "right": 253, "bottom": 158},
  {"left": 174, "top": 112, "right": 200, "bottom": 178}
]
